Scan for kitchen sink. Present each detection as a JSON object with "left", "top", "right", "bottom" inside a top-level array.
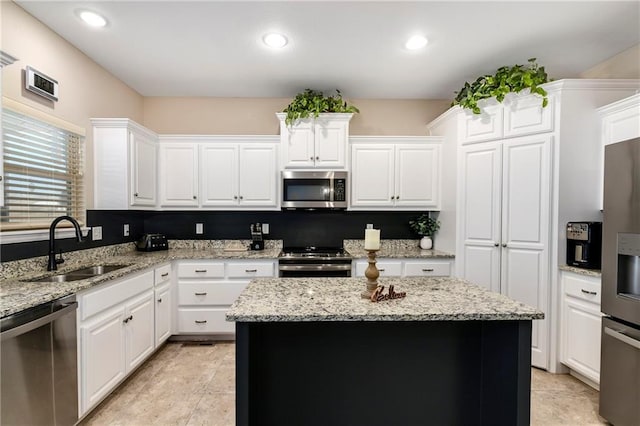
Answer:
[{"left": 27, "top": 264, "right": 131, "bottom": 283}]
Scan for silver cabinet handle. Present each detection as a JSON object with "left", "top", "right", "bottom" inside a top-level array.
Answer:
[
  {"left": 422, "top": 268, "right": 434, "bottom": 272},
  {"left": 161, "top": 272, "right": 169, "bottom": 277},
  {"left": 195, "top": 320, "right": 207, "bottom": 324},
  {"left": 604, "top": 327, "right": 640, "bottom": 350},
  {"left": 123, "top": 315, "right": 133, "bottom": 324},
  {"left": 194, "top": 292, "right": 207, "bottom": 296},
  {"left": 581, "top": 289, "right": 597, "bottom": 296},
  {"left": 194, "top": 269, "right": 207, "bottom": 273},
  {"left": 157, "top": 298, "right": 162, "bottom": 303},
  {"left": 245, "top": 269, "right": 257, "bottom": 273}
]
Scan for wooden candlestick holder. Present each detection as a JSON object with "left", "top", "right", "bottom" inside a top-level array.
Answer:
[{"left": 361, "top": 249, "right": 380, "bottom": 299}]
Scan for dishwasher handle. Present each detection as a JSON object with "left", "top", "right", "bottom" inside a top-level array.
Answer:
[{"left": 1, "top": 302, "right": 78, "bottom": 341}]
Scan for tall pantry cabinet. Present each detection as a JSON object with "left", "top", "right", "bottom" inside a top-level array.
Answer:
[{"left": 428, "top": 79, "right": 640, "bottom": 372}]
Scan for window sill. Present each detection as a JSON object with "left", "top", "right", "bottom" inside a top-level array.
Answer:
[{"left": 1, "top": 227, "right": 91, "bottom": 244}]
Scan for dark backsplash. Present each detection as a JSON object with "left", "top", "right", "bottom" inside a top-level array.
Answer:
[{"left": 1, "top": 209, "right": 428, "bottom": 261}]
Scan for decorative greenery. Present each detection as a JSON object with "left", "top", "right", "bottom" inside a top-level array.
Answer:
[
  {"left": 451, "top": 58, "right": 550, "bottom": 114},
  {"left": 409, "top": 214, "right": 440, "bottom": 237},
  {"left": 283, "top": 89, "right": 359, "bottom": 126}
]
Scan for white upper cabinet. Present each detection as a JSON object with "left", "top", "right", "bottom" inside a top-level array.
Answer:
[
  {"left": 597, "top": 93, "right": 640, "bottom": 145},
  {"left": 158, "top": 142, "right": 199, "bottom": 207},
  {"left": 350, "top": 137, "right": 442, "bottom": 210},
  {"left": 158, "top": 136, "right": 279, "bottom": 210},
  {"left": 93, "top": 118, "right": 158, "bottom": 209},
  {"left": 277, "top": 113, "right": 352, "bottom": 169}
]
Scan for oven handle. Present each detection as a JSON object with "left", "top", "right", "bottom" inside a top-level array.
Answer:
[
  {"left": 604, "top": 326, "right": 640, "bottom": 350},
  {"left": 279, "top": 264, "right": 352, "bottom": 272}
]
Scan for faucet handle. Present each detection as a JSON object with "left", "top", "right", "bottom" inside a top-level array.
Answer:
[{"left": 56, "top": 250, "right": 65, "bottom": 265}]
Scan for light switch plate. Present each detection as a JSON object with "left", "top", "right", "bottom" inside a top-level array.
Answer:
[
  {"left": 123, "top": 224, "right": 130, "bottom": 237},
  {"left": 196, "top": 223, "right": 204, "bottom": 234},
  {"left": 262, "top": 223, "right": 269, "bottom": 234},
  {"left": 92, "top": 226, "right": 102, "bottom": 241}
]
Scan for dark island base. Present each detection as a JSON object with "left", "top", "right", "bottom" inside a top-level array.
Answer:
[{"left": 236, "top": 320, "right": 532, "bottom": 426}]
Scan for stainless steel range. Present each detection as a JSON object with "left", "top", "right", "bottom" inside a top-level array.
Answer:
[{"left": 278, "top": 247, "right": 352, "bottom": 277}]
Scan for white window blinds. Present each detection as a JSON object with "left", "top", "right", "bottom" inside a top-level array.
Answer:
[{"left": 1, "top": 108, "right": 85, "bottom": 230}]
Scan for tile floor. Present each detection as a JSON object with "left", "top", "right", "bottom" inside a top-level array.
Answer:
[{"left": 81, "top": 342, "right": 607, "bottom": 426}]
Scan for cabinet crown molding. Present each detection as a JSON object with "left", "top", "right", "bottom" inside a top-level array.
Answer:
[
  {"left": 275, "top": 112, "right": 354, "bottom": 122},
  {"left": 90, "top": 118, "right": 158, "bottom": 138},
  {"left": 158, "top": 135, "right": 279, "bottom": 143},
  {"left": 349, "top": 136, "right": 443, "bottom": 144},
  {"left": 596, "top": 93, "right": 640, "bottom": 115}
]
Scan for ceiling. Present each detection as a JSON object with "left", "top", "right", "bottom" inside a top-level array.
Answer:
[{"left": 15, "top": 1, "right": 640, "bottom": 100}]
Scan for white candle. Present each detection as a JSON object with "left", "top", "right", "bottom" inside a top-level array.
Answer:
[{"left": 364, "top": 229, "right": 380, "bottom": 250}]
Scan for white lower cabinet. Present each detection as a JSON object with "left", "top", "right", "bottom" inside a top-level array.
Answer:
[
  {"left": 154, "top": 263, "right": 173, "bottom": 346},
  {"left": 560, "top": 270, "right": 603, "bottom": 386},
  {"left": 354, "top": 258, "right": 452, "bottom": 278},
  {"left": 78, "top": 270, "right": 155, "bottom": 415},
  {"left": 176, "top": 259, "right": 276, "bottom": 335}
]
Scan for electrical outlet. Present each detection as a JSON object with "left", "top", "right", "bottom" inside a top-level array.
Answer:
[
  {"left": 262, "top": 223, "right": 269, "bottom": 234},
  {"left": 92, "top": 226, "right": 103, "bottom": 241},
  {"left": 196, "top": 223, "right": 204, "bottom": 234},
  {"left": 366, "top": 223, "right": 374, "bottom": 229},
  {"left": 123, "top": 224, "right": 130, "bottom": 237}
]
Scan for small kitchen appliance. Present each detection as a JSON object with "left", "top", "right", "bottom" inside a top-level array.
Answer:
[
  {"left": 566, "top": 222, "right": 602, "bottom": 269},
  {"left": 250, "top": 223, "right": 264, "bottom": 250},
  {"left": 136, "top": 233, "right": 168, "bottom": 252},
  {"left": 281, "top": 171, "right": 347, "bottom": 210}
]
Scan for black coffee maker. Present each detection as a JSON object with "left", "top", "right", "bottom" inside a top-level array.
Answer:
[
  {"left": 566, "top": 222, "right": 602, "bottom": 269},
  {"left": 249, "top": 223, "right": 264, "bottom": 250}
]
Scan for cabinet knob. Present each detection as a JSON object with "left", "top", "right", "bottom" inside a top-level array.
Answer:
[
  {"left": 396, "top": 196, "right": 399, "bottom": 200},
  {"left": 234, "top": 195, "right": 238, "bottom": 199},
  {"left": 134, "top": 193, "right": 139, "bottom": 197},
  {"left": 157, "top": 298, "right": 162, "bottom": 303},
  {"left": 310, "top": 157, "right": 314, "bottom": 160},
  {"left": 0, "top": 176, "right": 3, "bottom": 181},
  {"left": 390, "top": 196, "right": 395, "bottom": 200},
  {"left": 494, "top": 243, "right": 499, "bottom": 247},
  {"left": 502, "top": 243, "right": 507, "bottom": 248},
  {"left": 193, "top": 195, "right": 197, "bottom": 200},
  {"left": 239, "top": 195, "right": 243, "bottom": 200},
  {"left": 316, "top": 156, "right": 320, "bottom": 160}
]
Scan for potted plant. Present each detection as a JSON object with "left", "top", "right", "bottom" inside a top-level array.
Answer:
[
  {"left": 409, "top": 214, "right": 441, "bottom": 250},
  {"left": 282, "top": 89, "right": 359, "bottom": 126},
  {"left": 451, "top": 58, "right": 550, "bottom": 114}
]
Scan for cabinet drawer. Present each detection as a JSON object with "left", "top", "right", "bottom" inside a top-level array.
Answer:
[
  {"left": 504, "top": 95, "right": 553, "bottom": 137},
  {"left": 404, "top": 262, "right": 451, "bottom": 277},
  {"left": 563, "top": 272, "right": 601, "bottom": 305},
  {"left": 177, "top": 308, "right": 235, "bottom": 334},
  {"left": 154, "top": 263, "right": 171, "bottom": 286},
  {"left": 178, "top": 281, "right": 248, "bottom": 305},
  {"left": 354, "top": 261, "right": 402, "bottom": 277},
  {"left": 80, "top": 270, "right": 154, "bottom": 321},
  {"left": 177, "top": 262, "right": 225, "bottom": 278},
  {"left": 458, "top": 105, "right": 503, "bottom": 144},
  {"left": 226, "top": 262, "right": 274, "bottom": 278}
]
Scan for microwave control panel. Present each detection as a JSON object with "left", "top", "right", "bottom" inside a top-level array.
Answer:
[{"left": 334, "top": 179, "right": 346, "bottom": 201}]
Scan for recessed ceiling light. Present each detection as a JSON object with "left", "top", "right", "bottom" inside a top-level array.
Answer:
[
  {"left": 263, "top": 33, "right": 288, "bottom": 49},
  {"left": 405, "top": 35, "right": 428, "bottom": 50},
  {"left": 78, "top": 10, "right": 107, "bottom": 28}
]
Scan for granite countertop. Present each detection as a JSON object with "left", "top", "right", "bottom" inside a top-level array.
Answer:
[
  {"left": 559, "top": 265, "right": 601, "bottom": 278},
  {"left": 0, "top": 241, "right": 282, "bottom": 318},
  {"left": 343, "top": 239, "right": 455, "bottom": 259},
  {"left": 226, "top": 277, "right": 543, "bottom": 322}
]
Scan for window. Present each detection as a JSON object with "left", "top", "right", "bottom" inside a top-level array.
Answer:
[{"left": 1, "top": 108, "right": 85, "bottom": 231}]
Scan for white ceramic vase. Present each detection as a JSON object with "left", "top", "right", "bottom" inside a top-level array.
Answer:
[{"left": 420, "top": 236, "right": 433, "bottom": 250}]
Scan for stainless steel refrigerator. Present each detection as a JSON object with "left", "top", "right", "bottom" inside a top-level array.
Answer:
[{"left": 600, "top": 137, "right": 640, "bottom": 426}]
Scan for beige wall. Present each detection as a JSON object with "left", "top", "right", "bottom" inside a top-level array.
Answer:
[
  {"left": 1, "top": 1, "right": 144, "bottom": 209},
  {"left": 580, "top": 43, "right": 640, "bottom": 79},
  {"left": 143, "top": 97, "right": 450, "bottom": 136}
]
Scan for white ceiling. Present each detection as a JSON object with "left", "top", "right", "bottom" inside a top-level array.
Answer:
[{"left": 15, "top": 1, "right": 640, "bottom": 99}]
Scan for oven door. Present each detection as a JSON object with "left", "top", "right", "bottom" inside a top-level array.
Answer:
[{"left": 278, "top": 260, "right": 352, "bottom": 278}]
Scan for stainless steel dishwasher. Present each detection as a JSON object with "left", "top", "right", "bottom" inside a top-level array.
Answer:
[{"left": 1, "top": 294, "right": 78, "bottom": 426}]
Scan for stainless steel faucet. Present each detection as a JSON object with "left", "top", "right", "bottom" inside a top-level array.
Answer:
[{"left": 47, "top": 215, "right": 84, "bottom": 271}]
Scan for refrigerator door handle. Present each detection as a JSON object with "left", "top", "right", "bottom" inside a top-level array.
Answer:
[{"left": 604, "top": 326, "right": 640, "bottom": 350}]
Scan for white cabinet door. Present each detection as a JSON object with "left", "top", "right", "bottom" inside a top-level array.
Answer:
[
  {"left": 458, "top": 104, "right": 503, "bottom": 145},
  {"left": 503, "top": 94, "right": 553, "bottom": 138},
  {"left": 281, "top": 119, "right": 315, "bottom": 169},
  {"left": 155, "top": 282, "right": 172, "bottom": 346},
  {"left": 130, "top": 131, "right": 157, "bottom": 206},
  {"left": 239, "top": 144, "right": 278, "bottom": 207},
  {"left": 314, "top": 117, "right": 347, "bottom": 168},
  {"left": 159, "top": 143, "right": 199, "bottom": 207},
  {"left": 350, "top": 144, "right": 395, "bottom": 207},
  {"left": 563, "top": 297, "right": 602, "bottom": 382},
  {"left": 124, "top": 290, "right": 155, "bottom": 371},
  {"left": 200, "top": 144, "right": 239, "bottom": 206},
  {"left": 80, "top": 307, "right": 126, "bottom": 414},
  {"left": 395, "top": 144, "right": 440, "bottom": 208},
  {"left": 500, "top": 135, "right": 551, "bottom": 369},
  {"left": 459, "top": 142, "right": 502, "bottom": 293}
]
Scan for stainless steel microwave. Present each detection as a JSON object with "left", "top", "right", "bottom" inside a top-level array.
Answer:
[{"left": 281, "top": 171, "right": 348, "bottom": 209}]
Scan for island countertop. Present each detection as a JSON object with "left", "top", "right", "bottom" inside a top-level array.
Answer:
[{"left": 226, "top": 277, "right": 544, "bottom": 322}]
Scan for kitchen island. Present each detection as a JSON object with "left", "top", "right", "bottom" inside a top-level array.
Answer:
[{"left": 227, "top": 277, "right": 543, "bottom": 426}]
